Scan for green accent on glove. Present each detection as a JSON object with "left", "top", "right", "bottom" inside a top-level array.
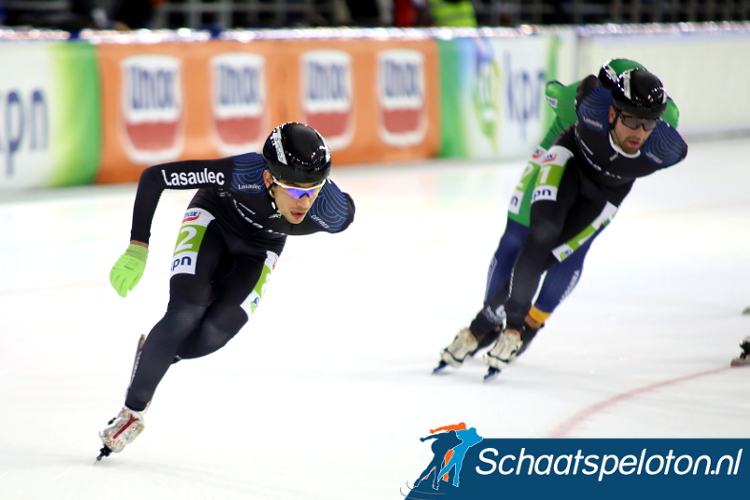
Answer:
[{"left": 110, "top": 244, "right": 149, "bottom": 297}]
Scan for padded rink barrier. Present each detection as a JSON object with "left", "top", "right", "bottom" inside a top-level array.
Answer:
[
  {"left": 94, "top": 30, "right": 441, "bottom": 184},
  {"left": 1, "top": 22, "right": 749, "bottom": 190},
  {"left": 0, "top": 40, "right": 101, "bottom": 189}
]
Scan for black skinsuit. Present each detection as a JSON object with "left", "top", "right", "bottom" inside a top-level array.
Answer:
[
  {"left": 123, "top": 152, "right": 355, "bottom": 411},
  {"left": 500, "top": 75, "right": 688, "bottom": 331}
]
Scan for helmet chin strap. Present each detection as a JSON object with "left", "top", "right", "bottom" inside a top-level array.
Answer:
[
  {"left": 608, "top": 128, "right": 641, "bottom": 159},
  {"left": 267, "top": 183, "right": 281, "bottom": 212}
]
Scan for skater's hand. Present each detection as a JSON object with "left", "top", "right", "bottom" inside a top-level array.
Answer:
[{"left": 110, "top": 243, "right": 149, "bottom": 297}]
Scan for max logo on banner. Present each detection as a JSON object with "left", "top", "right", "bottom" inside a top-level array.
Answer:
[
  {"left": 121, "top": 55, "right": 184, "bottom": 165},
  {"left": 403, "top": 423, "right": 484, "bottom": 499},
  {"left": 377, "top": 49, "right": 426, "bottom": 148},
  {"left": 211, "top": 53, "right": 267, "bottom": 155},
  {"left": 301, "top": 50, "right": 353, "bottom": 151}
]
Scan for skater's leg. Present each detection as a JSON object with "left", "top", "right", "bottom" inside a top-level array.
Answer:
[
  {"left": 176, "top": 251, "right": 277, "bottom": 359},
  {"left": 124, "top": 222, "right": 225, "bottom": 411}
]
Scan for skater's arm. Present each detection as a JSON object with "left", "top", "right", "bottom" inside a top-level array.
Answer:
[{"left": 130, "top": 157, "right": 234, "bottom": 244}]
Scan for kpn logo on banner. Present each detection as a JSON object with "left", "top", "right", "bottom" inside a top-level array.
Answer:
[
  {"left": 0, "top": 87, "right": 48, "bottom": 179},
  {"left": 403, "top": 423, "right": 748, "bottom": 499}
]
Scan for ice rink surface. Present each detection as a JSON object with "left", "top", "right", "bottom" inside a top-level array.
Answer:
[{"left": 1, "top": 136, "right": 749, "bottom": 499}]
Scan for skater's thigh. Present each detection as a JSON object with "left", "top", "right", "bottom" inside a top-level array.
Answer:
[
  {"left": 210, "top": 251, "right": 275, "bottom": 311},
  {"left": 168, "top": 221, "right": 226, "bottom": 305}
]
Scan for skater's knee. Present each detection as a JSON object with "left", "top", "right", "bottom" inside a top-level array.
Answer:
[
  {"left": 525, "top": 219, "right": 561, "bottom": 253},
  {"left": 191, "top": 306, "right": 247, "bottom": 355},
  {"left": 164, "top": 296, "right": 209, "bottom": 328},
  {"left": 496, "top": 220, "right": 527, "bottom": 255},
  {"left": 207, "top": 303, "right": 248, "bottom": 333},
  {"left": 194, "top": 318, "right": 242, "bottom": 355}
]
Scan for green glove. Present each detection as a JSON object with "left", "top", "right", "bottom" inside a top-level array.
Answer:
[{"left": 110, "top": 243, "right": 149, "bottom": 297}]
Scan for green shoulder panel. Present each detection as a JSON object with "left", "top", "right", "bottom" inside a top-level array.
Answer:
[
  {"left": 545, "top": 80, "right": 579, "bottom": 126},
  {"left": 663, "top": 97, "right": 679, "bottom": 129},
  {"left": 606, "top": 58, "right": 645, "bottom": 75},
  {"left": 539, "top": 81, "right": 579, "bottom": 149}
]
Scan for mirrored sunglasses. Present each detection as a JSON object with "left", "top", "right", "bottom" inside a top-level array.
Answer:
[
  {"left": 272, "top": 176, "right": 324, "bottom": 199},
  {"left": 615, "top": 110, "right": 660, "bottom": 132}
]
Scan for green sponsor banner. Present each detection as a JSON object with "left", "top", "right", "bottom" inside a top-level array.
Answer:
[
  {"left": 50, "top": 42, "right": 101, "bottom": 188},
  {"left": 437, "top": 35, "right": 560, "bottom": 159},
  {"left": 0, "top": 41, "right": 101, "bottom": 190}
]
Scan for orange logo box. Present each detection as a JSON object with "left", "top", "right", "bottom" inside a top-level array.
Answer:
[
  {"left": 96, "top": 40, "right": 282, "bottom": 184},
  {"left": 277, "top": 37, "right": 440, "bottom": 165},
  {"left": 95, "top": 37, "right": 439, "bottom": 184}
]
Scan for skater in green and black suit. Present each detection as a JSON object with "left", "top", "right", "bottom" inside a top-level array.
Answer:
[
  {"left": 483, "top": 68, "right": 687, "bottom": 375},
  {"left": 438, "top": 59, "right": 680, "bottom": 371}
]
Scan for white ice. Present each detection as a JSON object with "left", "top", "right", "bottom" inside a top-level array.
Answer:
[{"left": 1, "top": 136, "right": 749, "bottom": 499}]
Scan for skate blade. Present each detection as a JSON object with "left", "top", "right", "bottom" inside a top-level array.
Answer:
[
  {"left": 730, "top": 356, "right": 750, "bottom": 367},
  {"left": 483, "top": 367, "right": 501, "bottom": 382},
  {"left": 432, "top": 360, "right": 449, "bottom": 374},
  {"left": 95, "top": 445, "right": 112, "bottom": 462}
]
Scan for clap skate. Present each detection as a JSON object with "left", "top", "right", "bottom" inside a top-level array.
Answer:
[
  {"left": 484, "top": 328, "right": 524, "bottom": 380},
  {"left": 96, "top": 334, "right": 148, "bottom": 461},
  {"left": 730, "top": 336, "right": 750, "bottom": 367},
  {"left": 433, "top": 328, "right": 479, "bottom": 373},
  {"left": 483, "top": 322, "right": 543, "bottom": 381},
  {"left": 97, "top": 406, "right": 147, "bottom": 460}
]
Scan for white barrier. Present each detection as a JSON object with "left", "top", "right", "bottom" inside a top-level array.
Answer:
[
  {"left": 0, "top": 22, "right": 746, "bottom": 192},
  {"left": 567, "top": 23, "right": 750, "bottom": 138}
]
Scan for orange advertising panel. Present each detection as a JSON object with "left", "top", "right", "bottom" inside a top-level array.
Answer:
[
  {"left": 275, "top": 37, "right": 440, "bottom": 165},
  {"left": 96, "top": 36, "right": 439, "bottom": 184},
  {"left": 96, "top": 40, "right": 284, "bottom": 183}
]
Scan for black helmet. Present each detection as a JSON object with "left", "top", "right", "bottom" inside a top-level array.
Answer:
[
  {"left": 262, "top": 122, "right": 331, "bottom": 183},
  {"left": 597, "top": 58, "right": 645, "bottom": 89},
  {"left": 611, "top": 69, "right": 667, "bottom": 120}
]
